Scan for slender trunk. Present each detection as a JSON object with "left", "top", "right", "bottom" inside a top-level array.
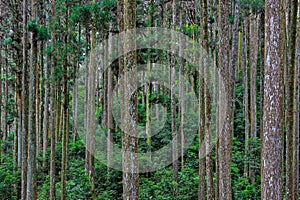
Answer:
[
  {"left": 72, "top": 25, "right": 80, "bottom": 143},
  {"left": 243, "top": 19, "right": 249, "bottom": 177},
  {"left": 285, "top": 0, "right": 299, "bottom": 198},
  {"left": 249, "top": 12, "right": 258, "bottom": 184},
  {"left": 42, "top": 42, "right": 49, "bottom": 169},
  {"left": 171, "top": 0, "right": 178, "bottom": 196},
  {"left": 49, "top": 1, "right": 56, "bottom": 199},
  {"left": 21, "top": 0, "right": 29, "bottom": 198},
  {"left": 3, "top": 45, "right": 8, "bottom": 141},
  {"left": 107, "top": 23, "right": 113, "bottom": 171},
  {"left": 27, "top": 0, "right": 38, "bottom": 198}
]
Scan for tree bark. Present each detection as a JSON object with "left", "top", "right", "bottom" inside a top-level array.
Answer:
[
  {"left": 49, "top": 1, "right": 56, "bottom": 199},
  {"left": 21, "top": 0, "right": 29, "bottom": 198},
  {"left": 122, "top": 0, "right": 139, "bottom": 198},
  {"left": 285, "top": 0, "right": 299, "bottom": 198},
  {"left": 217, "top": 0, "right": 234, "bottom": 197},
  {"left": 261, "top": 0, "right": 284, "bottom": 198}
]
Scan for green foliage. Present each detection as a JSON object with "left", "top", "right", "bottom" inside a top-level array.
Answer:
[
  {"left": 0, "top": 150, "right": 19, "bottom": 200},
  {"left": 26, "top": 20, "right": 39, "bottom": 34},
  {"left": 240, "top": 0, "right": 264, "bottom": 14},
  {"left": 37, "top": 26, "right": 50, "bottom": 41}
]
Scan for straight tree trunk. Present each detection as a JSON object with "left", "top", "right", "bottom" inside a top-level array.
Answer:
[
  {"left": 122, "top": 0, "right": 139, "bottom": 198},
  {"left": 27, "top": 0, "right": 38, "bottom": 198},
  {"left": 198, "top": 0, "right": 207, "bottom": 198},
  {"left": 171, "top": 0, "right": 178, "bottom": 196},
  {"left": 249, "top": 12, "right": 258, "bottom": 184},
  {"left": 217, "top": 0, "right": 234, "bottom": 197},
  {"left": 243, "top": 19, "right": 250, "bottom": 177},
  {"left": 261, "top": 0, "right": 284, "bottom": 198},
  {"left": 42, "top": 42, "right": 49, "bottom": 169},
  {"left": 285, "top": 0, "right": 299, "bottom": 198},
  {"left": 3, "top": 48, "right": 8, "bottom": 141},
  {"left": 21, "top": 0, "right": 29, "bottom": 198},
  {"left": 107, "top": 23, "right": 113, "bottom": 171},
  {"left": 86, "top": 1, "right": 96, "bottom": 198},
  {"left": 49, "top": 1, "right": 57, "bottom": 199},
  {"left": 203, "top": 0, "right": 214, "bottom": 197}
]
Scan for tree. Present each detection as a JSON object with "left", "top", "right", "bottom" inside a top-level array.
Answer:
[
  {"left": 217, "top": 0, "right": 234, "bottom": 197},
  {"left": 249, "top": 12, "right": 258, "bottom": 183},
  {"left": 49, "top": 1, "right": 57, "bottom": 199},
  {"left": 285, "top": 0, "right": 299, "bottom": 198},
  {"left": 171, "top": 0, "right": 178, "bottom": 196},
  {"left": 26, "top": 0, "right": 38, "bottom": 199},
  {"left": 122, "top": 0, "right": 139, "bottom": 198},
  {"left": 21, "top": 0, "right": 29, "bottom": 198},
  {"left": 261, "top": 0, "right": 284, "bottom": 198}
]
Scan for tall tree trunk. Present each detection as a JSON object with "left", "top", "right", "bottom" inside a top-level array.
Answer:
[
  {"left": 249, "top": 12, "right": 258, "bottom": 184},
  {"left": 171, "top": 0, "right": 178, "bottom": 196},
  {"left": 217, "top": 0, "right": 234, "bottom": 197},
  {"left": 261, "top": 0, "right": 284, "bottom": 198},
  {"left": 178, "top": 11, "right": 184, "bottom": 171},
  {"left": 49, "top": 1, "right": 56, "bottom": 199},
  {"left": 42, "top": 42, "right": 49, "bottom": 169},
  {"left": 72, "top": 25, "right": 80, "bottom": 143},
  {"left": 21, "top": 0, "right": 29, "bottom": 198},
  {"left": 61, "top": 4, "right": 70, "bottom": 199},
  {"left": 285, "top": 0, "right": 299, "bottom": 198},
  {"left": 122, "top": 0, "right": 139, "bottom": 198},
  {"left": 199, "top": 0, "right": 207, "bottom": 197},
  {"left": 86, "top": 1, "right": 96, "bottom": 198},
  {"left": 27, "top": 0, "right": 38, "bottom": 198},
  {"left": 243, "top": 19, "right": 249, "bottom": 177},
  {"left": 203, "top": 0, "right": 214, "bottom": 197},
  {"left": 107, "top": 23, "right": 113, "bottom": 172}
]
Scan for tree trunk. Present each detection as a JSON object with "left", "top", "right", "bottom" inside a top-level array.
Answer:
[
  {"left": 27, "top": 0, "right": 38, "bottom": 198},
  {"left": 249, "top": 12, "right": 258, "bottom": 184},
  {"left": 243, "top": 19, "right": 249, "bottom": 177},
  {"left": 217, "top": 0, "right": 234, "bottom": 197},
  {"left": 285, "top": 0, "right": 298, "bottom": 198},
  {"left": 261, "top": 0, "right": 284, "bottom": 198},
  {"left": 171, "top": 0, "right": 178, "bottom": 196},
  {"left": 21, "top": 0, "right": 29, "bottom": 198},
  {"left": 107, "top": 23, "right": 113, "bottom": 172},
  {"left": 203, "top": 0, "right": 214, "bottom": 197},
  {"left": 122, "top": 0, "right": 139, "bottom": 198},
  {"left": 49, "top": 1, "right": 56, "bottom": 199}
]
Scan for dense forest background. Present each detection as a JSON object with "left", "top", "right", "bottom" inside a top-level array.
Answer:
[{"left": 0, "top": 0, "right": 299, "bottom": 199}]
